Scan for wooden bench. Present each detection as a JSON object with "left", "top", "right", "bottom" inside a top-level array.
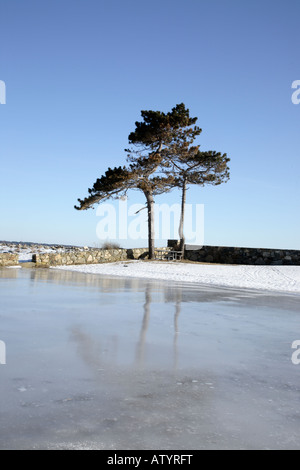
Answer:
[
  {"left": 154, "top": 250, "right": 183, "bottom": 261},
  {"left": 167, "top": 250, "right": 183, "bottom": 261}
]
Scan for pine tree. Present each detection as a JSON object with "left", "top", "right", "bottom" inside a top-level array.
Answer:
[
  {"left": 163, "top": 145, "right": 230, "bottom": 253},
  {"left": 75, "top": 159, "right": 174, "bottom": 259},
  {"left": 126, "top": 103, "right": 208, "bottom": 252},
  {"left": 75, "top": 103, "right": 230, "bottom": 258}
]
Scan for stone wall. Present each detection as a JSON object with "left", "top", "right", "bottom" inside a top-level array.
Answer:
[
  {"left": 0, "top": 253, "right": 19, "bottom": 266},
  {"left": 184, "top": 245, "right": 300, "bottom": 265},
  {"left": 32, "top": 248, "right": 168, "bottom": 267},
  {"left": 3, "top": 243, "right": 300, "bottom": 267}
]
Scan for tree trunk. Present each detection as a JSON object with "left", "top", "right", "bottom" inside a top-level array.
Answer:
[
  {"left": 144, "top": 190, "right": 155, "bottom": 259},
  {"left": 178, "top": 177, "right": 187, "bottom": 256}
]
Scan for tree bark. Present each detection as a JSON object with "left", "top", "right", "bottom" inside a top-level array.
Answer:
[
  {"left": 144, "top": 190, "right": 155, "bottom": 259},
  {"left": 178, "top": 177, "right": 187, "bottom": 256}
]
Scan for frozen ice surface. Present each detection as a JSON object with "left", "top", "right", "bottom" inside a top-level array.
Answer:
[{"left": 0, "top": 267, "right": 300, "bottom": 450}]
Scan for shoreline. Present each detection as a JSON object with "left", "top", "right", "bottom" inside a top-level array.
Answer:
[
  {"left": 52, "top": 259, "right": 300, "bottom": 295},
  {"left": 1, "top": 241, "right": 300, "bottom": 295}
]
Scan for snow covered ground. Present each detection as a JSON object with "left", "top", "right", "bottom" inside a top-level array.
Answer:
[
  {"left": 54, "top": 260, "right": 300, "bottom": 294},
  {"left": 0, "top": 243, "right": 79, "bottom": 262},
  {"left": 0, "top": 243, "right": 57, "bottom": 261}
]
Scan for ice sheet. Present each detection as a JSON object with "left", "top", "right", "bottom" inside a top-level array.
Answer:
[{"left": 0, "top": 268, "right": 300, "bottom": 450}]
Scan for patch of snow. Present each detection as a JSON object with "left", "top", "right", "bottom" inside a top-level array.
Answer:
[
  {"left": 0, "top": 243, "right": 70, "bottom": 262},
  {"left": 53, "top": 260, "right": 300, "bottom": 294}
]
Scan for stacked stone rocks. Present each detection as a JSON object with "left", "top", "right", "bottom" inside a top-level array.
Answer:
[
  {"left": 0, "top": 253, "right": 19, "bottom": 266},
  {"left": 185, "top": 246, "right": 300, "bottom": 265},
  {"left": 32, "top": 248, "right": 152, "bottom": 267}
]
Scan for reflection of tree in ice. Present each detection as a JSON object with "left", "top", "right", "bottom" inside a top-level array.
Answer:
[
  {"left": 70, "top": 327, "right": 119, "bottom": 371},
  {"left": 173, "top": 289, "right": 182, "bottom": 370},
  {"left": 71, "top": 327, "right": 104, "bottom": 370},
  {"left": 70, "top": 283, "right": 183, "bottom": 372},
  {"left": 135, "top": 285, "right": 152, "bottom": 368},
  {"left": 135, "top": 284, "right": 182, "bottom": 370}
]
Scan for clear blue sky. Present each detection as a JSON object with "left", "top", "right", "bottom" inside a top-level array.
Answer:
[{"left": 0, "top": 0, "right": 299, "bottom": 249}]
